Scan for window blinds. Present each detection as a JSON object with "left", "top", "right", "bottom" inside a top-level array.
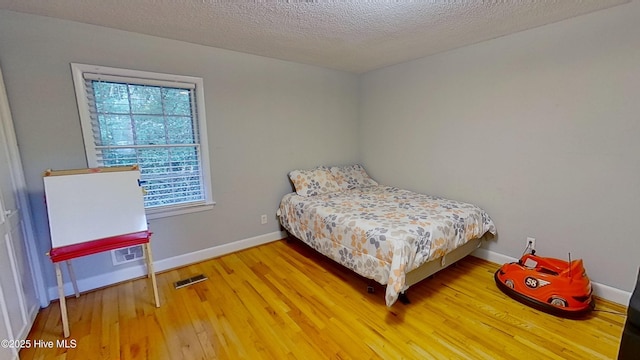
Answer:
[{"left": 82, "top": 76, "right": 206, "bottom": 208}]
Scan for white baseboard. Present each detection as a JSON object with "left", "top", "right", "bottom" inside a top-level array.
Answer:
[
  {"left": 153, "top": 230, "right": 287, "bottom": 272},
  {"left": 590, "top": 283, "right": 632, "bottom": 307},
  {"left": 471, "top": 248, "right": 632, "bottom": 306},
  {"left": 48, "top": 234, "right": 631, "bottom": 307},
  {"left": 471, "top": 248, "right": 517, "bottom": 266},
  {"left": 48, "top": 230, "right": 286, "bottom": 300}
]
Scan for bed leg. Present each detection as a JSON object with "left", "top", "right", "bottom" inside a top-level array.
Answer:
[
  {"left": 398, "top": 292, "right": 411, "bottom": 305},
  {"left": 366, "top": 280, "right": 378, "bottom": 293}
]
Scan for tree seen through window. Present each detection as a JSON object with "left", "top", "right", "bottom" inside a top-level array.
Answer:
[{"left": 91, "top": 81, "right": 204, "bottom": 208}]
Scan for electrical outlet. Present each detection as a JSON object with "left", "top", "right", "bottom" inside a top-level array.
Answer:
[
  {"left": 527, "top": 237, "right": 536, "bottom": 250},
  {"left": 261, "top": 214, "right": 268, "bottom": 224}
]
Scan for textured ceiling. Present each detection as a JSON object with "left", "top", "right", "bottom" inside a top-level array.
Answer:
[{"left": 0, "top": 0, "right": 630, "bottom": 73}]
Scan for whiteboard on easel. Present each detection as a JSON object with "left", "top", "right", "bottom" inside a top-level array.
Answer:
[{"left": 43, "top": 166, "right": 148, "bottom": 249}]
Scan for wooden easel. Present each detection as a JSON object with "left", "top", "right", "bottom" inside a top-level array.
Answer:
[
  {"left": 47, "top": 231, "right": 160, "bottom": 338},
  {"left": 43, "top": 166, "right": 160, "bottom": 338}
]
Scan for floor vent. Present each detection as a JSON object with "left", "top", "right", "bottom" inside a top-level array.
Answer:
[{"left": 174, "top": 274, "right": 208, "bottom": 289}]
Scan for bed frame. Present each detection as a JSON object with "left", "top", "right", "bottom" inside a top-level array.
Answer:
[
  {"left": 287, "top": 232, "right": 488, "bottom": 302},
  {"left": 405, "top": 236, "right": 483, "bottom": 288}
]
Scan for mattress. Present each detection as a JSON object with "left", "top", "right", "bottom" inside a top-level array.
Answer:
[{"left": 278, "top": 185, "right": 496, "bottom": 306}]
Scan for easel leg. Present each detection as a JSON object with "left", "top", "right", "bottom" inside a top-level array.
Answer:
[
  {"left": 144, "top": 243, "right": 160, "bottom": 307},
  {"left": 55, "top": 262, "right": 70, "bottom": 338},
  {"left": 66, "top": 260, "right": 80, "bottom": 298}
]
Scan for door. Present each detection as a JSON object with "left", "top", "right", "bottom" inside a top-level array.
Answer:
[
  {"left": 0, "top": 284, "right": 18, "bottom": 360},
  {"left": 0, "top": 65, "right": 41, "bottom": 356},
  {"left": 0, "top": 198, "right": 23, "bottom": 360}
]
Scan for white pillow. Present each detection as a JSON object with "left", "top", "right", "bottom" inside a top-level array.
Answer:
[
  {"left": 288, "top": 167, "right": 341, "bottom": 197},
  {"left": 329, "top": 164, "right": 378, "bottom": 190}
]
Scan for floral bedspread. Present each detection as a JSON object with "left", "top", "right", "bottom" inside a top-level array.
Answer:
[{"left": 278, "top": 185, "right": 496, "bottom": 306}]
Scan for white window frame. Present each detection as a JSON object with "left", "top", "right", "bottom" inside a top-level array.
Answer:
[{"left": 71, "top": 63, "right": 214, "bottom": 219}]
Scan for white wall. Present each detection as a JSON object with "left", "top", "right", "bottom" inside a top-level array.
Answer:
[
  {"left": 0, "top": 10, "right": 359, "bottom": 298},
  {"left": 359, "top": 1, "right": 640, "bottom": 292},
  {"left": 2, "top": 1, "right": 639, "bottom": 301}
]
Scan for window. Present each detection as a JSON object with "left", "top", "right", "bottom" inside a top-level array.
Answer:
[{"left": 71, "top": 63, "right": 213, "bottom": 218}]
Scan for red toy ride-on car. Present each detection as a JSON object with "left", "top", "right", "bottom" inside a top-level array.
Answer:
[{"left": 494, "top": 250, "right": 594, "bottom": 317}]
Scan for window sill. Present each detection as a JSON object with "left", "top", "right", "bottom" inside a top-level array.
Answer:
[{"left": 146, "top": 202, "right": 216, "bottom": 220}]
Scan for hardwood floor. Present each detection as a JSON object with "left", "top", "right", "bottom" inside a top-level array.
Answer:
[{"left": 21, "top": 239, "right": 626, "bottom": 359}]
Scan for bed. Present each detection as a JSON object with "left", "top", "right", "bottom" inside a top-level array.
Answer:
[{"left": 277, "top": 165, "right": 497, "bottom": 306}]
